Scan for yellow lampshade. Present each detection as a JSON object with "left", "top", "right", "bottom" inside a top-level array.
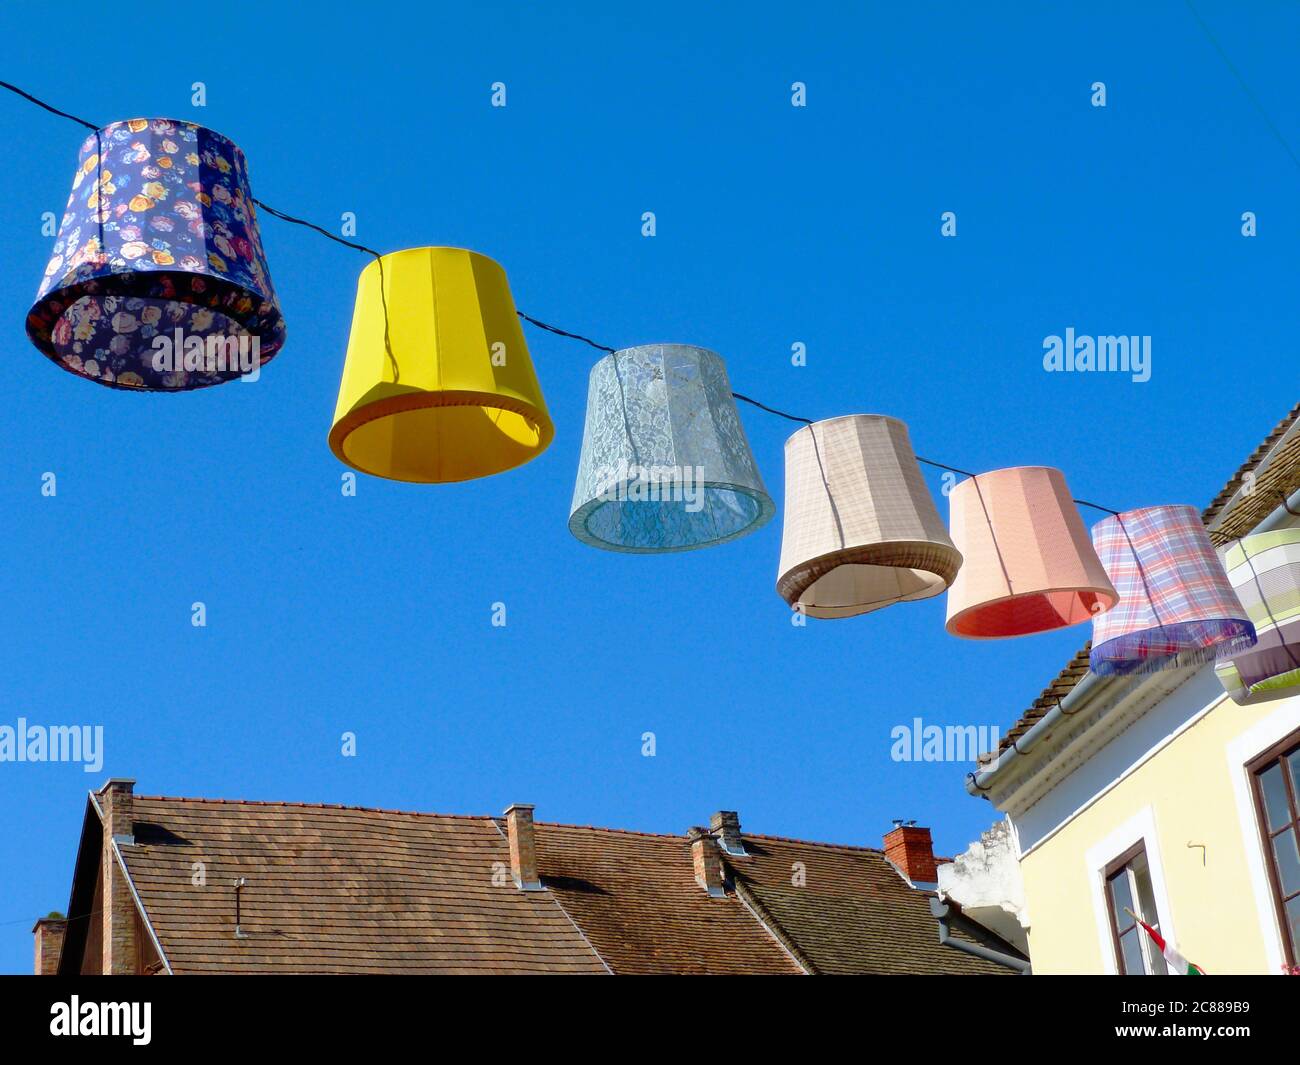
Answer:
[{"left": 329, "top": 246, "right": 554, "bottom": 483}]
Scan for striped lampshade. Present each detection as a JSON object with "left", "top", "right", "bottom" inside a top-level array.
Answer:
[
  {"left": 1090, "top": 505, "right": 1256, "bottom": 675},
  {"left": 776, "top": 415, "right": 962, "bottom": 618},
  {"left": 1214, "top": 529, "right": 1300, "bottom": 698},
  {"left": 945, "top": 466, "right": 1117, "bottom": 639}
]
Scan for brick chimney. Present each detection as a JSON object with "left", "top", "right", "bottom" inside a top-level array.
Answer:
[
  {"left": 710, "top": 810, "right": 746, "bottom": 856},
  {"left": 96, "top": 778, "right": 138, "bottom": 974},
  {"left": 884, "top": 821, "right": 938, "bottom": 885},
  {"left": 688, "top": 827, "right": 726, "bottom": 897},
  {"left": 504, "top": 803, "right": 542, "bottom": 891},
  {"left": 32, "top": 917, "right": 66, "bottom": 976}
]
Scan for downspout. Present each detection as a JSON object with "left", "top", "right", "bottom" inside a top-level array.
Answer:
[
  {"left": 930, "top": 897, "right": 1031, "bottom": 974},
  {"left": 967, "top": 482, "right": 1300, "bottom": 798}
]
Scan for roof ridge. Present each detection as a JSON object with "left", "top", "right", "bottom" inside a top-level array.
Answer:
[
  {"left": 743, "top": 831, "right": 885, "bottom": 854},
  {"left": 528, "top": 819, "right": 688, "bottom": 840},
  {"left": 133, "top": 796, "right": 885, "bottom": 851},
  {"left": 132, "top": 795, "right": 493, "bottom": 820}
]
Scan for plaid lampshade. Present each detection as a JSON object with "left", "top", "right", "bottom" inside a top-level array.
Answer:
[
  {"left": 776, "top": 415, "right": 961, "bottom": 618},
  {"left": 945, "top": 466, "right": 1117, "bottom": 639},
  {"left": 569, "top": 344, "right": 774, "bottom": 552},
  {"left": 1214, "top": 529, "right": 1300, "bottom": 698},
  {"left": 1090, "top": 505, "right": 1256, "bottom": 675},
  {"left": 27, "top": 118, "right": 284, "bottom": 390}
]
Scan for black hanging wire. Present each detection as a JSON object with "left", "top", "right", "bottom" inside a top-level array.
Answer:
[
  {"left": 517, "top": 312, "right": 615, "bottom": 354},
  {"left": 3, "top": 77, "right": 1129, "bottom": 514},
  {"left": 0, "top": 80, "right": 96, "bottom": 130},
  {"left": 1185, "top": 0, "right": 1300, "bottom": 175},
  {"left": 243, "top": 200, "right": 399, "bottom": 380}
]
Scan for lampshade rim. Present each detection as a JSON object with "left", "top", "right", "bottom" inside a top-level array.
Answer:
[
  {"left": 357, "top": 246, "right": 507, "bottom": 282},
  {"left": 795, "top": 587, "right": 942, "bottom": 619},
  {"left": 783, "top": 412, "right": 908, "bottom": 446},
  {"left": 777, "top": 539, "right": 963, "bottom": 608},
  {"left": 568, "top": 481, "right": 776, "bottom": 553},
  {"left": 26, "top": 272, "right": 286, "bottom": 392},
  {"left": 589, "top": 343, "right": 723, "bottom": 382},
  {"left": 85, "top": 118, "right": 247, "bottom": 160},
  {"left": 1249, "top": 667, "right": 1300, "bottom": 694},
  {"left": 1090, "top": 621, "right": 1256, "bottom": 675},
  {"left": 1090, "top": 503, "right": 1200, "bottom": 530},
  {"left": 792, "top": 579, "right": 950, "bottom": 619},
  {"left": 945, "top": 585, "right": 1119, "bottom": 640},
  {"left": 329, "top": 387, "right": 555, "bottom": 483}
]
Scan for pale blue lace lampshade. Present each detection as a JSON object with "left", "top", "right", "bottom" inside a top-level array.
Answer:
[{"left": 568, "top": 344, "right": 775, "bottom": 552}]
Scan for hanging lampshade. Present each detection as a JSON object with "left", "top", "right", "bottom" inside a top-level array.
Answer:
[
  {"left": 776, "top": 414, "right": 961, "bottom": 618},
  {"left": 945, "top": 466, "right": 1117, "bottom": 638},
  {"left": 1089, "top": 506, "right": 1256, "bottom": 675},
  {"left": 26, "top": 118, "right": 284, "bottom": 390},
  {"left": 1214, "top": 529, "right": 1300, "bottom": 697},
  {"left": 568, "top": 344, "right": 774, "bottom": 552},
  {"left": 329, "top": 246, "right": 553, "bottom": 483}
]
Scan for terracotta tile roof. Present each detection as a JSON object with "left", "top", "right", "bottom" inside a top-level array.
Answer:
[
  {"left": 992, "top": 403, "right": 1300, "bottom": 756},
  {"left": 101, "top": 795, "right": 1010, "bottom": 974},
  {"left": 528, "top": 821, "right": 802, "bottom": 974},
  {"left": 123, "top": 798, "right": 608, "bottom": 975},
  {"left": 723, "top": 833, "right": 1011, "bottom": 975}
]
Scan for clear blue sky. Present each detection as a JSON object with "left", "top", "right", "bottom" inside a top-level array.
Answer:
[{"left": 1, "top": 1, "right": 1296, "bottom": 972}]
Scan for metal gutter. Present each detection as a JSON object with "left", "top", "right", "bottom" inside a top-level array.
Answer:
[
  {"left": 111, "top": 836, "right": 174, "bottom": 975},
  {"left": 929, "top": 897, "right": 1031, "bottom": 973},
  {"left": 1205, "top": 416, "right": 1300, "bottom": 537}
]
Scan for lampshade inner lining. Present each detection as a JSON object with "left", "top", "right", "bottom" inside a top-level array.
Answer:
[
  {"left": 341, "top": 403, "right": 544, "bottom": 483},
  {"left": 50, "top": 294, "right": 255, "bottom": 388},
  {"left": 948, "top": 588, "right": 1111, "bottom": 639},
  {"left": 579, "top": 487, "right": 763, "bottom": 551},
  {"left": 798, "top": 563, "right": 947, "bottom": 618}
]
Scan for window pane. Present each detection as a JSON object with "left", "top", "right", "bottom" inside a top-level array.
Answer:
[
  {"left": 1118, "top": 928, "right": 1146, "bottom": 975},
  {"left": 1133, "top": 863, "right": 1160, "bottom": 927},
  {"left": 1260, "top": 764, "right": 1292, "bottom": 831},
  {"left": 1273, "top": 827, "right": 1300, "bottom": 898},
  {"left": 1288, "top": 749, "right": 1300, "bottom": 808},
  {"left": 1109, "top": 871, "right": 1136, "bottom": 926},
  {"left": 1287, "top": 895, "right": 1300, "bottom": 957}
]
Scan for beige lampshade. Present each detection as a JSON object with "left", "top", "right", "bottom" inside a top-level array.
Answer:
[
  {"left": 944, "top": 466, "right": 1117, "bottom": 639},
  {"left": 776, "top": 415, "right": 962, "bottom": 619}
]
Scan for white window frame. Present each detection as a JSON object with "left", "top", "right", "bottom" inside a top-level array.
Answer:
[
  {"left": 1084, "top": 806, "right": 1176, "bottom": 975},
  {"left": 1226, "top": 694, "right": 1300, "bottom": 975}
]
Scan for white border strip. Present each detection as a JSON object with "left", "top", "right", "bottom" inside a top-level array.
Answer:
[
  {"left": 1225, "top": 697, "right": 1300, "bottom": 975},
  {"left": 1082, "top": 807, "right": 1174, "bottom": 975}
]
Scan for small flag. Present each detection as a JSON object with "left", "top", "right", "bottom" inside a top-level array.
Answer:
[{"left": 1126, "top": 908, "right": 1204, "bottom": 975}]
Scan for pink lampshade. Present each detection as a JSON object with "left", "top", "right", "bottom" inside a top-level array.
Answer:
[{"left": 945, "top": 466, "right": 1118, "bottom": 639}]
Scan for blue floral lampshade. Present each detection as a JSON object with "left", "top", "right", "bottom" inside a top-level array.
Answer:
[
  {"left": 568, "top": 344, "right": 775, "bottom": 552},
  {"left": 26, "top": 118, "right": 285, "bottom": 390}
]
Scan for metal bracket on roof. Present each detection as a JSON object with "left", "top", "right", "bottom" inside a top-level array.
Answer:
[{"left": 233, "top": 878, "right": 249, "bottom": 939}]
